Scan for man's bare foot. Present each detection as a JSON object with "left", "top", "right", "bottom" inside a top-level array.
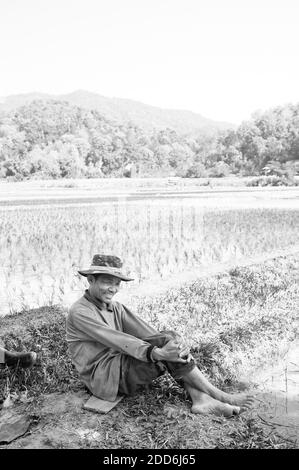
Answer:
[
  {"left": 182, "top": 367, "right": 255, "bottom": 411},
  {"left": 190, "top": 391, "right": 241, "bottom": 418},
  {"left": 218, "top": 392, "right": 255, "bottom": 409}
]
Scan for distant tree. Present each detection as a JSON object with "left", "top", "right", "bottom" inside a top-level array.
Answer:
[
  {"left": 0, "top": 128, "right": 30, "bottom": 178},
  {"left": 262, "top": 160, "right": 297, "bottom": 179},
  {"left": 184, "top": 163, "right": 207, "bottom": 178},
  {"left": 168, "top": 142, "right": 195, "bottom": 176},
  {"left": 27, "top": 145, "right": 61, "bottom": 178},
  {"left": 208, "top": 161, "right": 231, "bottom": 177}
]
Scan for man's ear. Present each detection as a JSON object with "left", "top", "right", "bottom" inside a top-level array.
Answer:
[{"left": 87, "top": 274, "right": 95, "bottom": 285}]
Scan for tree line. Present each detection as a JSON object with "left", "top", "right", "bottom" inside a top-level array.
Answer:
[{"left": 0, "top": 100, "right": 298, "bottom": 180}]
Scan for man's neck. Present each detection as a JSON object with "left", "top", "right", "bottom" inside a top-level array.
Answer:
[{"left": 84, "top": 289, "right": 112, "bottom": 311}]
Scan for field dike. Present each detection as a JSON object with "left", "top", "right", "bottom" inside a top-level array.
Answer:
[{"left": 0, "top": 251, "right": 298, "bottom": 449}]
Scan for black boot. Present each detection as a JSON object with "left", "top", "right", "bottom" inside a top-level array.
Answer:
[{"left": 4, "top": 351, "right": 37, "bottom": 368}]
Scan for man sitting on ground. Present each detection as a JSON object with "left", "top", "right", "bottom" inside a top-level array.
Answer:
[{"left": 66, "top": 254, "right": 254, "bottom": 417}]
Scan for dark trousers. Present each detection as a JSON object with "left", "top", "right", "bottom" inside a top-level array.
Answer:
[{"left": 118, "top": 331, "right": 196, "bottom": 396}]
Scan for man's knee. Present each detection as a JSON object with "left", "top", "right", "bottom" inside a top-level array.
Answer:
[
  {"left": 143, "top": 330, "right": 178, "bottom": 348},
  {"left": 160, "top": 330, "right": 183, "bottom": 345}
]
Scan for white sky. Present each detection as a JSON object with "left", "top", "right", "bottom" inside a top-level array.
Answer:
[{"left": 1, "top": 0, "right": 299, "bottom": 124}]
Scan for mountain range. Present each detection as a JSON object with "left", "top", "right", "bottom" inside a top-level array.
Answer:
[{"left": 0, "top": 90, "right": 234, "bottom": 135}]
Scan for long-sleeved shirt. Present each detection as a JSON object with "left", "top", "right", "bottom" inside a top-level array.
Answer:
[
  {"left": 0, "top": 347, "right": 4, "bottom": 363},
  {"left": 66, "top": 292, "right": 159, "bottom": 401}
]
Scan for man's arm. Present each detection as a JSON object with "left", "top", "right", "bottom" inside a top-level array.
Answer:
[
  {"left": 120, "top": 305, "right": 193, "bottom": 363},
  {"left": 70, "top": 306, "right": 153, "bottom": 362},
  {"left": 120, "top": 304, "right": 159, "bottom": 338}
]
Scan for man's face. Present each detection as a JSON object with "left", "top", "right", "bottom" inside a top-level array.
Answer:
[{"left": 88, "top": 274, "right": 121, "bottom": 304}]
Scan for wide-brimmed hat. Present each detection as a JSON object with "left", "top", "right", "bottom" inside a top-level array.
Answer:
[{"left": 78, "top": 254, "right": 134, "bottom": 282}]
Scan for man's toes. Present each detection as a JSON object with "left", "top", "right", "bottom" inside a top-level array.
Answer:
[
  {"left": 245, "top": 394, "right": 255, "bottom": 401},
  {"left": 234, "top": 394, "right": 255, "bottom": 407},
  {"left": 232, "top": 406, "right": 241, "bottom": 416},
  {"left": 238, "top": 401, "right": 254, "bottom": 413},
  {"left": 244, "top": 394, "right": 254, "bottom": 400},
  {"left": 243, "top": 402, "right": 254, "bottom": 410},
  {"left": 220, "top": 404, "right": 237, "bottom": 418},
  {"left": 244, "top": 396, "right": 255, "bottom": 406},
  {"left": 29, "top": 352, "right": 37, "bottom": 366}
]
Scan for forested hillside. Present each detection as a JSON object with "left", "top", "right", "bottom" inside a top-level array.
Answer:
[
  {"left": 0, "top": 90, "right": 232, "bottom": 135},
  {"left": 0, "top": 100, "right": 298, "bottom": 180}
]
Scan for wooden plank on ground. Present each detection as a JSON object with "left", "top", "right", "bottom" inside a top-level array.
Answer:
[{"left": 83, "top": 395, "right": 124, "bottom": 414}]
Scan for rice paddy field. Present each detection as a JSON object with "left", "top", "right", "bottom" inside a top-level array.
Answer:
[
  {"left": 1, "top": 181, "right": 299, "bottom": 449},
  {"left": 0, "top": 190, "right": 298, "bottom": 315}
]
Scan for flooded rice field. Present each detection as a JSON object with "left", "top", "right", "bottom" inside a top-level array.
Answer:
[
  {"left": 0, "top": 188, "right": 298, "bottom": 316},
  {"left": 250, "top": 338, "right": 299, "bottom": 446}
]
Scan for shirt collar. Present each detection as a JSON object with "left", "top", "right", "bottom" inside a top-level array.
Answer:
[{"left": 84, "top": 289, "right": 113, "bottom": 312}]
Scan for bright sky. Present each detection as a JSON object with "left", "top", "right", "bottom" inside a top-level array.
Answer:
[{"left": 1, "top": 0, "right": 299, "bottom": 124}]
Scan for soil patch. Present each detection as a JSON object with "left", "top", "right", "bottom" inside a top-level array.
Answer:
[{"left": 0, "top": 381, "right": 293, "bottom": 449}]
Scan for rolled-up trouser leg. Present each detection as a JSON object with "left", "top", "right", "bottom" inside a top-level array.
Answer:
[{"left": 118, "top": 331, "right": 196, "bottom": 395}]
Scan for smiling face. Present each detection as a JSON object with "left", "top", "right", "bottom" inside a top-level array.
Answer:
[{"left": 87, "top": 274, "right": 121, "bottom": 304}]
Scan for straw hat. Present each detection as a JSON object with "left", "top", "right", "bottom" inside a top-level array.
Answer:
[{"left": 78, "top": 254, "right": 134, "bottom": 282}]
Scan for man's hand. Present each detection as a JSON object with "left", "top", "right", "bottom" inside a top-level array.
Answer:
[
  {"left": 160, "top": 331, "right": 192, "bottom": 360},
  {"left": 152, "top": 340, "right": 193, "bottom": 363}
]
